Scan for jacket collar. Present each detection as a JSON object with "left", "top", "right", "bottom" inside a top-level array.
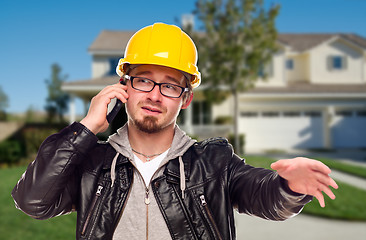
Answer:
[{"left": 164, "top": 148, "right": 193, "bottom": 183}]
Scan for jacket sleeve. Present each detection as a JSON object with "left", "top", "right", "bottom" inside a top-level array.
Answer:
[
  {"left": 228, "top": 153, "right": 313, "bottom": 221},
  {"left": 11, "top": 122, "right": 98, "bottom": 220}
]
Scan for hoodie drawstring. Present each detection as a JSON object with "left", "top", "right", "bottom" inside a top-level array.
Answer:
[
  {"left": 178, "top": 156, "right": 186, "bottom": 199},
  {"left": 111, "top": 152, "right": 119, "bottom": 187}
]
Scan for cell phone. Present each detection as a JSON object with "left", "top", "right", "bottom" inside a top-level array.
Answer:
[{"left": 106, "top": 77, "right": 126, "bottom": 123}]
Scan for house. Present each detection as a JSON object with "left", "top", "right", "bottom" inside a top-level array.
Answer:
[{"left": 62, "top": 31, "right": 366, "bottom": 152}]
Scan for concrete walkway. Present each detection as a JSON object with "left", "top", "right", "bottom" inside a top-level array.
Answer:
[
  {"left": 330, "top": 169, "right": 366, "bottom": 190},
  {"left": 235, "top": 150, "right": 366, "bottom": 240},
  {"left": 235, "top": 213, "right": 366, "bottom": 240}
]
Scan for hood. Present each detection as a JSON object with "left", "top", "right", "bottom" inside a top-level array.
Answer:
[{"left": 107, "top": 124, "right": 196, "bottom": 197}]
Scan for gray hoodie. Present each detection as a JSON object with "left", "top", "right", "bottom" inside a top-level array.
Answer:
[{"left": 108, "top": 124, "right": 196, "bottom": 240}]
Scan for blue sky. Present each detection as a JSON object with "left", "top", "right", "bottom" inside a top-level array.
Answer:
[{"left": 1, "top": 0, "right": 365, "bottom": 114}]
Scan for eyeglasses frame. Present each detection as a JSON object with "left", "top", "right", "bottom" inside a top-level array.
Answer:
[{"left": 123, "top": 75, "right": 189, "bottom": 98}]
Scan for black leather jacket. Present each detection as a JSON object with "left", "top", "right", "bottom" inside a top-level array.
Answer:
[{"left": 12, "top": 122, "right": 312, "bottom": 239}]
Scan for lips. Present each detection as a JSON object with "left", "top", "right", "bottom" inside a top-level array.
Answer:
[{"left": 141, "top": 106, "right": 163, "bottom": 114}]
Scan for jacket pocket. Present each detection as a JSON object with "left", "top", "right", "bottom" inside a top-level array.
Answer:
[
  {"left": 198, "top": 194, "right": 223, "bottom": 240},
  {"left": 81, "top": 185, "right": 104, "bottom": 238}
]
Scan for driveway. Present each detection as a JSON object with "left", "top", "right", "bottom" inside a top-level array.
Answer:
[{"left": 235, "top": 213, "right": 366, "bottom": 240}]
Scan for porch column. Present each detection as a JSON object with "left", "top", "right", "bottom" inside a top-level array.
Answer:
[
  {"left": 185, "top": 105, "right": 193, "bottom": 135},
  {"left": 69, "top": 96, "right": 76, "bottom": 124},
  {"left": 323, "top": 106, "right": 334, "bottom": 149}
]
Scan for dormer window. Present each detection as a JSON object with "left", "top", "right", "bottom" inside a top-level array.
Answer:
[
  {"left": 327, "top": 55, "right": 347, "bottom": 70},
  {"left": 286, "top": 59, "right": 294, "bottom": 70},
  {"left": 108, "top": 58, "right": 121, "bottom": 76}
]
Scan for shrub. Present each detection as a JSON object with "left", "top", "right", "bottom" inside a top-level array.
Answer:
[
  {"left": 228, "top": 133, "right": 245, "bottom": 155},
  {"left": 214, "top": 116, "right": 233, "bottom": 125},
  {"left": 0, "top": 140, "right": 22, "bottom": 165}
]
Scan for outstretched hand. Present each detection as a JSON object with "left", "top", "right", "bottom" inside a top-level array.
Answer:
[{"left": 271, "top": 157, "right": 338, "bottom": 207}]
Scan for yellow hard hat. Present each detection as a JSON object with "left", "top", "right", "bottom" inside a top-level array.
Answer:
[{"left": 116, "top": 22, "right": 201, "bottom": 88}]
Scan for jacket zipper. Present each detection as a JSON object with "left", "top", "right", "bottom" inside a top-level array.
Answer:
[
  {"left": 145, "top": 187, "right": 150, "bottom": 240},
  {"left": 129, "top": 159, "right": 159, "bottom": 240},
  {"left": 200, "top": 195, "right": 223, "bottom": 240},
  {"left": 81, "top": 185, "right": 103, "bottom": 236}
]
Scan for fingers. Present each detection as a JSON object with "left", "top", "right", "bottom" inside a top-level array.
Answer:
[
  {"left": 318, "top": 181, "right": 336, "bottom": 199},
  {"left": 271, "top": 157, "right": 338, "bottom": 208},
  {"left": 98, "top": 84, "right": 129, "bottom": 103},
  {"left": 310, "top": 160, "right": 332, "bottom": 175},
  {"left": 313, "top": 181, "right": 338, "bottom": 208},
  {"left": 80, "top": 83, "right": 129, "bottom": 134},
  {"left": 311, "top": 172, "right": 338, "bottom": 207},
  {"left": 314, "top": 191, "right": 326, "bottom": 208}
]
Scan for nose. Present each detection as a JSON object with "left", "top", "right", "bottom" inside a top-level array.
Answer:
[{"left": 146, "top": 84, "right": 163, "bottom": 102}]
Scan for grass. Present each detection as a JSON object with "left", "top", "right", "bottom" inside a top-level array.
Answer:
[
  {"left": 0, "top": 166, "right": 76, "bottom": 240},
  {"left": 317, "top": 158, "right": 366, "bottom": 179},
  {"left": 302, "top": 181, "right": 366, "bottom": 221},
  {"left": 245, "top": 155, "right": 366, "bottom": 221}
]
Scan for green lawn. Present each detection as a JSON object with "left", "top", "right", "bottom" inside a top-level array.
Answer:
[
  {"left": 0, "top": 166, "right": 76, "bottom": 240},
  {"left": 317, "top": 157, "right": 366, "bottom": 179},
  {"left": 1, "top": 156, "right": 365, "bottom": 238}
]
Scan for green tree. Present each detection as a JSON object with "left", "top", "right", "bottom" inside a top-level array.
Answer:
[
  {"left": 193, "top": 0, "right": 280, "bottom": 153},
  {"left": 0, "top": 85, "right": 9, "bottom": 121},
  {"left": 44, "top": 63, "right": 69, "bottom": 123}
]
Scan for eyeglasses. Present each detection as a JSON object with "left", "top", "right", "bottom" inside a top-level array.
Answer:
[{"left": 125, "top": 75, "right": 189, "bottom": 98}]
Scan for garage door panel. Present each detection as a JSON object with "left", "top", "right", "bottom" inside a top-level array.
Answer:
[
  {"left": 332, "top": 115, "right": 366, "bottom": 148},
  {"left": 240, "top": 114, "right": 323, "bottom": 151}
]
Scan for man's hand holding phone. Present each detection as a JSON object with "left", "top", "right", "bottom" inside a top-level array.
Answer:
[{"left": 80, "top": 81, "right": 128, "bottom": 134}]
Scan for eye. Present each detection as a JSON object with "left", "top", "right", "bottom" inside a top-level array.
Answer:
[
  {"left": 136, "top": 78, "right": 151, "bottom": 84},
  {"left": 163, "top": 84, "right": 179, "bottom": 91}
]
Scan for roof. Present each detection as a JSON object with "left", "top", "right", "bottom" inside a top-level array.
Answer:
[
  {"left": 88, "top": 30, "right": 135, "bottom": 52},
  {"left": 278, "top": 33, "right": 366, "bottom": 52},
  {"left": 247, "top": 81, "right": 366, "bottom": 95},
  {"left": 88, "top": 30, "right": 366, "bottom": 54},
  {"left": 63, "top": 75, "right": 119, "bottom": 86}
]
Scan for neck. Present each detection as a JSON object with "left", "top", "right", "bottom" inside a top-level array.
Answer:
[{"left": 127, "top": 122, "right": 174, "bottom": 157}]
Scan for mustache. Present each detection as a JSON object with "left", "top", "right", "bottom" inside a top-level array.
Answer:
[{"left": 138, "top": 100, "right": 166, "bottom": 112}]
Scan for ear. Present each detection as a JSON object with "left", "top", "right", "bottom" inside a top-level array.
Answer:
[{"left": 181, "top": 92, "right": 193, "bottom": 109}]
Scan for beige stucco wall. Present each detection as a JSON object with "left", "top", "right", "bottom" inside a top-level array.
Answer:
[
  {"left": 256, "top": 51, "right": 286, "bottom": 87},
  {"left": 310, "top": 39, "right": 364, "bottom": 84},
  {"left": 91, "top": 56, "right": 113, "bottom": 78},
  {"left": 286, "top": 53, "right": 310, "bottom": 82}
]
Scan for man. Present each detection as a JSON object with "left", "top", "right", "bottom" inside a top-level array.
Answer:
[{"left": 12, "top": 23, "right": 338, "bottom": 240}]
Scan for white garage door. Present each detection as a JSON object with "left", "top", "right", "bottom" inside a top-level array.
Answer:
[
  {"left": 332, "top": 110, "right": 366, "bottom": 148},
  {"left": 239, "top": 111, "right": 323, "bottom": 151}
]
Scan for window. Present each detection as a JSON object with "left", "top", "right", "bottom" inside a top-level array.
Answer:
[
  {"left": 286, "top": 59, "right": 294, "bottom": 70},
  {"left": 356, "top": 110, "right": 366, "bottom": 117},
  {"left": 283, "top": 111, "right": 301, "bottom": 117},
  {"left": 258, "top": 61, "right": 274, "bottom": 78},
  {"left": 327, "top": 55, "right": 347, "bottom": 70},
  {"left": 304, "top": 111, "right": 322, "bottom": 117},
  {"left": 335, "top": 110, "right": 353, "bottom": 117},
  {"left": 262, "top": 111, "right": 279, "bottom": 117},
  {"left": 177, "top": 109, "right": 185, "bottom": 125},
  {"left": 193, "top": 101, "right": 211, "bottom": 124},
  {"left": 240, "top": 112, "right": 258, "bottom": 117},
  {"left": 108, "top": 58, "right": 121, "bottom": 76}
]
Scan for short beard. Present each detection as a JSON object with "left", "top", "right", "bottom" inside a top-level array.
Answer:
[{"left": 134, "top": 116, "right": 161, "bottom": 134}]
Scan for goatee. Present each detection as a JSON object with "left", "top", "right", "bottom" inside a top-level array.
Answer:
[{"left": 134, "top": 116, "right": 161, "bottom": 133}]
